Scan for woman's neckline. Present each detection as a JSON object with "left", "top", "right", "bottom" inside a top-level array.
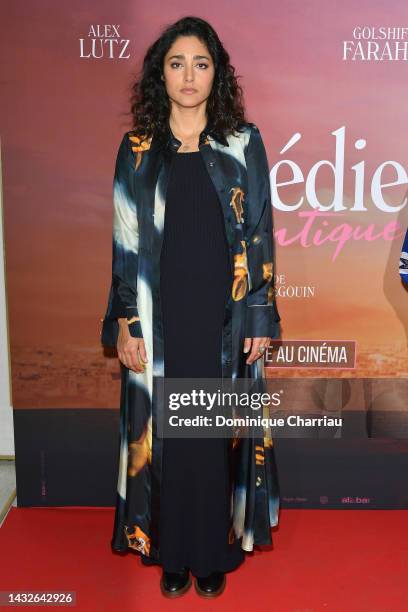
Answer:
[{"left": 174, "top": 149, "right": 201, "bottom": 155}]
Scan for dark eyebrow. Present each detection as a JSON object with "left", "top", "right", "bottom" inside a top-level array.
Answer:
[{"left": 167, "top": 54, "right": 210, "bottom": 61}]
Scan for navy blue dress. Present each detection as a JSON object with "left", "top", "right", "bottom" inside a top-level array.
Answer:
[{"left": 143, "top": 149, "right": 245, "bottom": 577}]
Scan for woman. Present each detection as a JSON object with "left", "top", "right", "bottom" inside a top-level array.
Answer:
[{"left": 101, "top": 15, "right": 281, "bottom": 598}]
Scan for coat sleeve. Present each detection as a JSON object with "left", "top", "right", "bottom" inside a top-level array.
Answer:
[
  {"left": 100, "top": 132, "right": 143, "bottom": 347},
  {"left": 399, "top": 227, "right": 408, "bottom": 284},
  {"left": 243, "top": 124, "right": 281, "bottom": 339}
]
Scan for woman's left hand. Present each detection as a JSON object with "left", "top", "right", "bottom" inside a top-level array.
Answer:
[{"left": 243, "top": 337, "right": 271, "bottom": 365}]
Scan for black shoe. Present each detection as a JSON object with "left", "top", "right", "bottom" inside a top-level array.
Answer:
[
  {"left": 160, "top": 567, "right": 192, "bottom": 598},
  {"left": 194, "top": 571, "right": 226, "bottom": 597}
]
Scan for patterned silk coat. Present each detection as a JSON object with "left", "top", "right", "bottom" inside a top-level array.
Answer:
[
  {"left": 100, "top": 118, "right": 282, "bottom": 561},
  {"left": 400, "top": 228, "right": 408, "bottom": 282}
]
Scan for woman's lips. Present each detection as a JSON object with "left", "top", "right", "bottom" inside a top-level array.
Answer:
[{"left": 180, "top": 88, "right": 197, "bottom": 94}]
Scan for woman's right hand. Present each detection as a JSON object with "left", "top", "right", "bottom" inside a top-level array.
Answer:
[{"left": 117, "top": 319, "right": 148, "bottom": 373}]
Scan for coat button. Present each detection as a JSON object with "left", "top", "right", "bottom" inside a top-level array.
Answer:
[{"left": 208, "top": 161, "right": 215, "bottom": 167}]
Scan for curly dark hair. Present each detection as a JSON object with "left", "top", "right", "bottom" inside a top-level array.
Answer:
[{"left": 125, "top": 15, "right": 248, "bottom": 142}]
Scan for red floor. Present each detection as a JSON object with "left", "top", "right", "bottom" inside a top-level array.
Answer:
[{"left": 0, "top": 507, "right": 406, "bottom": 611}]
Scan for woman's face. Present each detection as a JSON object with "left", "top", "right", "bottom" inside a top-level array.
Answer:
[{"left": 162, "top": 35, "right": 215, "bottom": 111}]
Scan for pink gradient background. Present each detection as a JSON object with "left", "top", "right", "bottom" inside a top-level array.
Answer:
[{"left": 1, "top": 1, "right": 407, "bottom": 406}]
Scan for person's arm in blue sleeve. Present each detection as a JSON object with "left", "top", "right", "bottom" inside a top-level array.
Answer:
[{"left": 243, "top": 124, "right": 281, "bottom": 339}]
